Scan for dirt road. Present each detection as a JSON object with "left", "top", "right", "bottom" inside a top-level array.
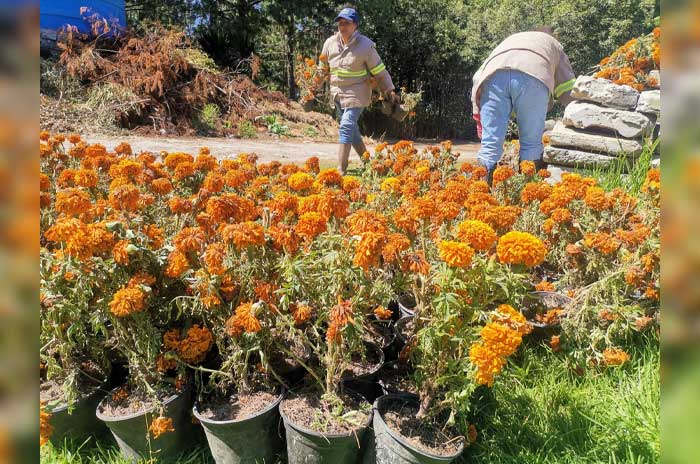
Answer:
[{"left": 86, "top": 134, "right": 480, "bottom": 166}]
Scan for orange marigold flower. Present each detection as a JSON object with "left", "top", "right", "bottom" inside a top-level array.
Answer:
[
  {"left": 537, "top": 169, "right": 551, "bottom": 178},
  {"left": 149, "top": 416, "right": 175, "bottom": 439},
  {"left": 534, "top": 280, "right": 555, "bottom": 292},
  {"left": 438, "top": 240, "right": 475, "bottom": 268},
  {"left": 128, "top": 272, "right": 156, "bottom": 288},
  {"left": 345, "top": 210, "right": 389, "bottom": 235},
  {"left": 497, "top": 231, "right": 547, "bottom": 267},
  {"left": 165, "top": 250, "right": 190, "bottom": 278},
  {"left": 144, "top": 224, "right": 164, "bottom": 249},
  {"left": 109, "top": 184, "right": 141, "bottom": 211},
  {"left": 374, "top": 306, "right": 393, "bottom": 320},
  {"left": 55, "top": 188, "right": 92, "bottom": 216},
  {"left": 113, "top": 240, "right": 131, "bottom": 265},
  {"left": 468, "top": 342, "right": 506, "bottom": 387},
  {"left": 227, "top": 302, "right": 262, "bottom": 335},
  {"left": 520, "top": 161, "right": 536, "bottom": 176},
  {"left": 520, "top": 182, "right": 552, "bottom": 204},
  {"left": 353, "top": 232, "right": 387, "bottom": 271},
  {"left": 602, "top": 348, "right": 629, "bottom": 366},
  {"left": 109, "top": 286, "right": 146, "bottom": 317},
  {"left": 456, "top": 220, "right": 497, "bottom": 251},
  {"left": 342, "top": 176, "right": 361, "bottom": 192},
  {"left": 268, "top": 224, "right": 300, "bottom": 254},
  {"left": 206, "top": 193, "right": 257, "bottom": 223},
  {"left": 550, "top": 208, "right": 572, "bottom": 224},
  {"left": 584, "top": 186, "right": 613, "bottom": 211},
  {"left": 288, "top": 172, "right": 314, "bottom": 191},
  {"left": 549, "top": 335, "right": 561, "bottom": 352},
  {"left": 177, "top": 325, "right": 213, "bottom": 364},
  {"left": 220, "top": 221, "right": 265, "bottom": 249},
  {"left": 381, "top": 233, "right": 411, "bottom": 264},
  {"left": 74, "top": 169, "right": 99, "bottom": 188},
  {"left": 295, "top": 212, "right": 327, "bottom": 241},
  {"left": 327, "top": 298, "right": 354, "bottom": 344},
  {"left": 316, "top": 168, "right": 343, "bottom": 186},
  {"left": 305, "top": 156, "right": 320, "bottom": 174},
  {"left": 492, "top": 165, "right": 515, "bottom": 185},
  {"left": 583, "top": 232, "right": 620, "bottom": 255},
  {"left": 291, "top": 303, "right": 313, "bottom": 325},
  {"left": 203, "top": 242, "right": 226, "bottom": 275},
  {"left": 493, "top": 304, "right": 531, "bottom": 335},
  {"left": 40, "top": 402, "right": 53, "bottom": 446},
  {"left": 156, "top": 354, "right": 177, "bottom": 373},
  {"left": 402, "top": 251, "right": 430, "bottom": 275},
  {"left": 174, "top": 227, "right": 206, "bottom": 253}
]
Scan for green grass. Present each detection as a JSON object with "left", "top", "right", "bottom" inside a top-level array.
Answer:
[
  {"left": 42, "top": 342, "right": 659, "bottom": 464},
  {"left": 463, "top": 342, "right": 659, "bottom": 463}
]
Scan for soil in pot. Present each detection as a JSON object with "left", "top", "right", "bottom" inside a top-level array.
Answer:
[
  {"left": 374, "top": 394, "right": 464, "bottom": 461},
  {"left": 96, "top": 383, "right": 198, "bottom": 461},
  {"left": 40, "top": 361, "right": 110, "bottom": 445},
  {"left": 280, "top": 387, "right": 372, "bottom": 464},
  {"left": 269, "top": 341, "right": 311, "bottom": 387},
  {"left": 378, "top": 361, "right": 417, "bottom": 396},
  {"left": 395, "top": 316, "right": 415, "bottom": 344},
  {"left": 194, "top": 389, "right": 284, "bottom": 464},
  {"left": 341, "top": 342, "right": 385, "bottom": 403}
]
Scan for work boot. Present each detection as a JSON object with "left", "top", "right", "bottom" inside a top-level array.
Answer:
[
  {"left": 338, "top": 143, "right": 352, "bottom": 175},
  {"left": 478, "top": 161, "right": 494, "bottom": 187}
]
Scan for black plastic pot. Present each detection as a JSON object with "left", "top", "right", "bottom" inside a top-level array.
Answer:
[
  {"left": 192, "top": 391, "right": 284, "bottom": 464},
  {"left": 394, "top": 316, "right": 415, "bottom": 345},
  {"left": 377, "top": 361, "right": 416, "bottom": 397},
  {"left": 96, "top": 385, "right": 197, "bottom": 462},
  {"left": 45, "top": 380, "right": 110, "bottom": 446},
  {"left": 341, "top": 341, "right": 385, "bottom": 403},
  {"left": 397, "top": 294, "right": 416, "bottom": 318},
  {"left": 367, "top": 394, "right": 465, "bottom": 464},
  {"left": 523, "top": 291, "right": 572, "bottom": 340},
  {"left": 368, "top": 320, "right": 402, "bottom": 363},
  {"left": 280, "top": 391, "right": 372, "bottom": 464}
]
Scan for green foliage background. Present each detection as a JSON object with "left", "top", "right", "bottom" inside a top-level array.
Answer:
[{"left": 125, "top": 0, "right": 659, "bottom": 139}]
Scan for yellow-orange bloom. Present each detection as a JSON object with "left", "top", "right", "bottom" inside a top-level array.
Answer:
[
  {"left": 220, "top": 221, "right": 265, "bottom": 250},
  {"left": 174, "top": 227, "right": 206, "bottom": 253},
  {"left": 496, "top": 231, "right": 547, "bottom": 267},
  {"left": 438, "top": 240, "right": 474, "bottom": 268},
  {"left": 353, "top": 232, "right": 386, "bottom": 271},
  {"left": 291, "top": 303, "right": 313, "bottom": 325},
  {"left": 602, "top": 348, "right": 629, "bottom": 366},
  {"left": 165, "top": 250, "right": 190, "bottom": 278},
  {"left": 295, "top": 212, "right": 327, "bottom": 241},
  {"left": 288, "top": 172, "right": 315, "bottom": 191},
  {"left": 227, "top": 302, "right": 262, "bottom": 334},
  {"left": 456, "top": 220, "right": 497, "bottom": 251},
  {"left": 109, "top": 286, "right": 146, "bottom": 317},
  {"left": 374, "top": 306, "right": 393, "bottom": 320},
  {"left": 149, "top": 416, "right": 175, "bottom": 439},
  {"left": 55, "top": 188, "right": 92, "bottom": 216}
]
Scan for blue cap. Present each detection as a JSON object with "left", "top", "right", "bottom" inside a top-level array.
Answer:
[{"left": 335, "top": 7, "right": 359, "bottom": 23}]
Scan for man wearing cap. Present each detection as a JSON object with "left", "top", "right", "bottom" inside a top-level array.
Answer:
[
  {"left": 471, "top": 28, "right": 576, "bottom": 183},
  {"left": 320, "top": 6, "right": 400, "bottom": 175}
]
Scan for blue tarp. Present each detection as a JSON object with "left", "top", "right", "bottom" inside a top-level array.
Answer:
[{"left": 40, "top": 0, "right": 125, "bottom": 34}]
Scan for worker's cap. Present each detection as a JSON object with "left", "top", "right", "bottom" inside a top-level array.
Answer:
[{"left": 335, "top": 7, "right": 359, "bottom": 24}]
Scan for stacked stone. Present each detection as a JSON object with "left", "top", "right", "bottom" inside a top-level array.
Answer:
[{"left": 544, "top": 74, "right": 660, "bottom": 179}]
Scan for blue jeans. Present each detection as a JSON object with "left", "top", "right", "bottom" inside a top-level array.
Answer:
[
  {"left": 335, "top": 100, "right": 364, "bottom": 145},
  {"left": 477, "top": 69, "right": 550, "bottom": 170}
]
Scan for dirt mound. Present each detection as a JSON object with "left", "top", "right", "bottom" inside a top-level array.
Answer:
[{"left": 47, "top": 22, "right": 336, "bottom": 138}]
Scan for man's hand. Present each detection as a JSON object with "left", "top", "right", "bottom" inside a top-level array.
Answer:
[{"left": 388, "top": 90, "right": 401, "bottom": 105}]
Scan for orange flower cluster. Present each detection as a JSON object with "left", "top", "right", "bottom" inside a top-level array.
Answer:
[
  {"left": 374, "top": 306, "right": 393, "bottom": 320},
  {"left": 149, "top": 416, "right": 175, "bottom": 439},
  {"left": 226, "top": 302, "right": 262, "bottom": 336},
  {"left": 456, "top": 219, "right": 497, "bottom": 251},
  {"left": 594, "top": 28, "right": 660, "bottom": 91},
  {"left": 326, "top": 298, "right": 353, "bottom": 344},
  {"left": 583, "top": 232, "right": 620, "bottom": 255},
  {"left": 469, "top": 305, "right": 528, "bottom": 386},
  {"left": 163, "top": 325, "right": 213, "bottom": 364},
  {"left": 602, "top": 348, "right": 630, "bottom": 366},
  {"left": 109, "top": 286, "right": 146, "bottom": 317},
  {"left": 291, "top": 303, "right": 313, "bottom": 325},
  {"left": 40, "top": 403, "right": 53, "bottom": 446},
  {"left": 496, "top": 231, "right": 547, "bottom": 267},
  {"left": 438, "top": 240, "right": 475, "bottom": 268}
]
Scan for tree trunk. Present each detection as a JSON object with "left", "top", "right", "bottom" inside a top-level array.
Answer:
[{"left": 285, "top": 25, "right": 297, "bottom": 100}]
